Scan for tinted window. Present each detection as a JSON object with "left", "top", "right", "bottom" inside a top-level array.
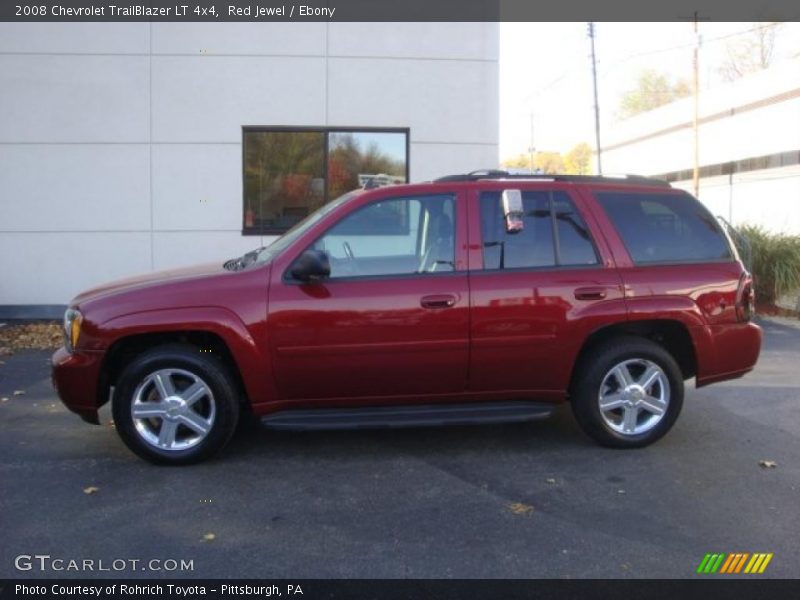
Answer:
[
  {"left": 553, "top": 194, "right": 598, "bottom": 266},
  {"left": 480, "top": 191, "right": 597, "bottom": 270},
  {"left": 595, "top": 192, "right": 732, "bottom": 264},
  {"left": 312, "top": 194, "right": 455, "bottom": 278}
]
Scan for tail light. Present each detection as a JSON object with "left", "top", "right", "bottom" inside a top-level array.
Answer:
[{"left": 735, "top": 272, "right": 755, "bottom": 322}]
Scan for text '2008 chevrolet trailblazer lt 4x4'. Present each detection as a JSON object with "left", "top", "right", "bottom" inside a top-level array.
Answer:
[{"left": 52, "top": 171, "right": 762, "bottom": 464}]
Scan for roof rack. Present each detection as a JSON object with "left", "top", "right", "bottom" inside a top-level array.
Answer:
[{"left": 434, "top": 169, "right": 671, "bottom": 187}]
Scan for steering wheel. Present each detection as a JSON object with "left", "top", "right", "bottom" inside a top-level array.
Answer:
[{"left": 343, "top": 241, "right": 355, "bottom": 260}]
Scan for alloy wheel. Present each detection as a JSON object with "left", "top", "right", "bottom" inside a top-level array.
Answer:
[
  {"left": 131, "top": 368, "right": 216, "bottom": 451},
  {"left": 597, "top": 358, "right": 670, "bottom": 436}
]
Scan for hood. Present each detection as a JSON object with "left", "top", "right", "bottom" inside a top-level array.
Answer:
[{"left": 72, "top": 262, "right": 227, "bottom": 306}]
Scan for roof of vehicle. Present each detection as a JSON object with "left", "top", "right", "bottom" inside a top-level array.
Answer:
[{"left": 432, "top": 169, "right": 672, "bottom": 188}]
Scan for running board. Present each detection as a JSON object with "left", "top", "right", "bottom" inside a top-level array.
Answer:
[{"left": 260, "top": 401, "right": 554, "bottom": 431}]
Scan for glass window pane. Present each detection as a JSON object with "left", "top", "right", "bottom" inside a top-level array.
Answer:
[
  {"left": 595, "top": 191, "right": 733, "bottom": 264},
  {"left": 480, "top": 191, "right": 555, "bottom": 269},
  {"left": 313, "top": 194, "right": 454, "bottom": 278},
  {"left": 243, "top": 131, "right": 325, "bottom": 234},
  {"left": 328, "top": 131, "right": 407, "bottom": 199},
  {"left": 244, "top": 129, "right": 409, "bottom": 235},
  {"left": 553, "top": 194, "right": 598, "bottom": 266}
]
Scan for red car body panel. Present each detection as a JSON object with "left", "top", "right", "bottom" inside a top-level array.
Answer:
[
  {"left": 465, "top": 184, "right": 627, "bottom": 396},
  {"left": 51, "top": 179, "right": 762, "bottom": 424}
]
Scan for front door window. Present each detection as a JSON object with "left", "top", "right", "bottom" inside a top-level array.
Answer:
[{"left": 311, "top": 194, "right": 456, "bottom": 278}]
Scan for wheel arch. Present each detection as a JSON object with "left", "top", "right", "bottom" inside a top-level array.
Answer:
[
  {"left": 100, "top": 331, "right": 248, "bottom": 410},
  {"left": 96, "top": 307, "right": 274, "bottom": 412},
  {"left": 569, "top": 319, "right": 698, "bottom": 393}
]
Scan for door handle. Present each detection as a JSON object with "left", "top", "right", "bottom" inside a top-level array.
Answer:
[
  {"left": 421, "top": 294, "right": 457, "bottom": 309},
  {"left": 574, "top": 287, "right": 607, "bottom": 301}
]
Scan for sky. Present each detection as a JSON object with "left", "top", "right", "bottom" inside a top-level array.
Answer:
[{"left": 499, "top": 21, "right": 800, "bottom": 162}]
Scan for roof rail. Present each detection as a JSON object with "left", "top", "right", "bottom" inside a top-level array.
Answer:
[{"left": 434, "top": 170, "right": 671, "bottom": 187}]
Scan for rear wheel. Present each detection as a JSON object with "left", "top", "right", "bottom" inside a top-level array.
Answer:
[
  {"left": 571, "top": 336, "right": 683, "bottom": 448},
  {"left": 112, "top": 344, "right": 240, "bottom": 465}
]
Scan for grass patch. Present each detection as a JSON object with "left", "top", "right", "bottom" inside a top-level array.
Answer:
[{"left": 735, "top": 225, "right": 800, "bottom": 305}]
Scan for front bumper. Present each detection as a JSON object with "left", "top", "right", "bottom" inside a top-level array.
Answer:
[{"left": 51, "top": 347, "right": 104, "bottom": 424}]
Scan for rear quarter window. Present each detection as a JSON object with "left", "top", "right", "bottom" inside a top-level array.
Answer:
[{"left": 595, "top": 191, "right": 733, "bottom": 265}]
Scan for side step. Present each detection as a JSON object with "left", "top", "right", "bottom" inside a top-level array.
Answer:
[{"left": 261, "top": 401, "right": 554, "bottom": 431}]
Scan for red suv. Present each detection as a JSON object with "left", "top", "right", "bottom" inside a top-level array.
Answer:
[{"left": 52, "top": 171, "right": 761, "bottom": 464}]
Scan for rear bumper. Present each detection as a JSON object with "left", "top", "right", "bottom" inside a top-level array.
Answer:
[
  {"left": 51, "top": 347, "right": 104, "bottom": 424},
  {"left": 696, "top": 321, "right": 762, "bottom": 387}
]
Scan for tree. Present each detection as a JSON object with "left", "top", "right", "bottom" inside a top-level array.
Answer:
[
  {"left": 618, "top": 69, "right": 691, "bottom": 119},
  {"left": 564, "top": 143, "right": 593, "bottom": 175},
  {"left": 501, "top": 154, "right": 533, "bottom": 170},
  {"left": 719, "top": 22, "right": 781, "bottom": 82},
  {"left": 534, "top": 152, "right": 565, "bottom": 174},
  {"left": 501, "top": 151, "right": 564, "bottom": 174}
]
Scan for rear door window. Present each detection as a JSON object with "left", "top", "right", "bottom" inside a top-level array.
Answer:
[
  {"left": 595, "top": 191, "right": 733, "bottom": 265},
  {"left": 479, "top": 190, "right": 598, "bottom": 270}
]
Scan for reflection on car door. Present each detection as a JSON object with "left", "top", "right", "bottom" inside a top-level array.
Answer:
[{"left": 468, "top": 188, "right": 625, "bottom": 395}]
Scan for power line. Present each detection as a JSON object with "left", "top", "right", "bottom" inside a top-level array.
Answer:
[
  {"left": 597, "top": 21, "right": 791, "bottom": 77},
  {"left": 526, "top": 22, "right": 792, "bottom": 100}
]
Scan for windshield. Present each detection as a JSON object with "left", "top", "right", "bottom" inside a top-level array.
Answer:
[{"left": 244, "top": 190, "right": 362, "bottom": 266}]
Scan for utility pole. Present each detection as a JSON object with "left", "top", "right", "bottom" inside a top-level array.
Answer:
[
  {"left": 692, "top": 12, "right": 701, "bottom": 198},
  {"left": 587, "top": 22, "right": 602, "bottom": 175},
  {"left": 528, "top": 113, "right": 535, "bottom": 173}
]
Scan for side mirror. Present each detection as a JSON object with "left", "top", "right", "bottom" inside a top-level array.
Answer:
[
  {"left": 290, "top": 249, "right": 331, "bottom": 282},
  {"left": 502, "top": 189, "right": 525, "bottom": 234}
]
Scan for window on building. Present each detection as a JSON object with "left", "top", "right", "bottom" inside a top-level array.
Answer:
[
  {"left": 479, "top": 191, "right": 598, "bottom": 270},
  {"left": 310, "top": 194, "right": 455, "bottom": 278},
  {"left": 595, "top": 191, "right": 733, "bottom": 265},
  {"left": 656, "top": 149, "right": 800, "bottom": 183},
  {"left": 243, "top": 128, "right": 409, "bottom": 235}
]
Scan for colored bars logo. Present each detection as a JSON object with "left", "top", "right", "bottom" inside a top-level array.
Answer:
[{"left": 697, "top": 553, "right": 773, "bottom": 574}]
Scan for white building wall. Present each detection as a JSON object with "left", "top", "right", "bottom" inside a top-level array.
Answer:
[
  {"left": 0, "top": 23, "right": 499, "bottom": 310},
  {"left": 602, "top": 59, "right": 800, "bottom": 234}
]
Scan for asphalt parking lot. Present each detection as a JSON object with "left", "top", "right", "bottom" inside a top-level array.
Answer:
[{"left": 1, "top": 317, "right": 799, "bottom": 579}]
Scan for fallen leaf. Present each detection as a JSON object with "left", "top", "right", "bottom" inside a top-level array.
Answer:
[
  {"left": 508, "top": 502, "right": 534, "bottom": 515},
  {"left": 759, "top": 460, "right": 777, "bottom": 468},
  {"left": 0, "top": 322, "right": 62, "bottom": 352},
  {"left": 13, "top": 390, "right": 25, "bottom": 396},
  {"left": 202, "top": 533, "right": 216, "bottom": 542},
  {"left": 83, "top": 486, "right": 99, "bottom": 495}
]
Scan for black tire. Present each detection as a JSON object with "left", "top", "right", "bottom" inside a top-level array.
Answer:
[
  {"left": 112, "top": 344, "right": 240, "bottom": 465},
  {"left": 570, "top": 336, "right": 684, "bottom": 448}
]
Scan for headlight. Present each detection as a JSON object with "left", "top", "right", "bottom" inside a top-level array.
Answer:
[{"left": 63, "top": 308, "right": 83, "bottom": 352}]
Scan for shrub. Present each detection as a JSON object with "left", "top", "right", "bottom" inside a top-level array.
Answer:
[{"left": 735, "top": 225, "right": 800, "bottom": 305}]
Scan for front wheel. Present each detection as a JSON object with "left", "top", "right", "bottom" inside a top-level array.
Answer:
[
  {"left": 112, "top": 344, "right": 240, "bottom": 465},
  {"left": 570, "top": 336, "right": 684, "bottom": 448}
]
